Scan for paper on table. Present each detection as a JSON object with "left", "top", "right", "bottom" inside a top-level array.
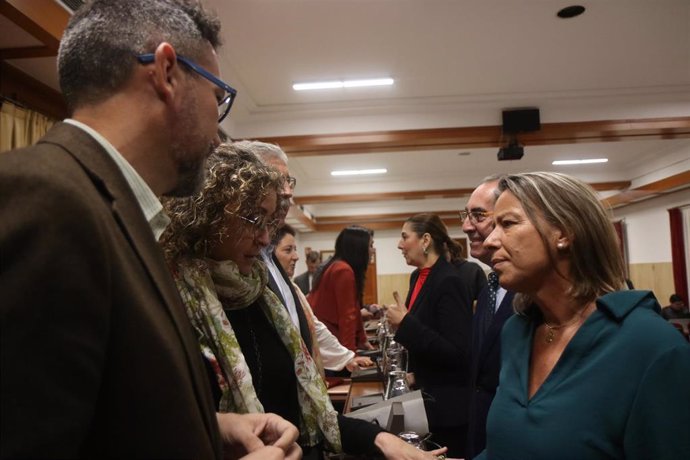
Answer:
[{"left": 344, "top": 389, "right": 429, "bottom": 435}]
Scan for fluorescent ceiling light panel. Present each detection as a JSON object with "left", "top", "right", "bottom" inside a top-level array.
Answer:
[
  {"left": 293, "top": 78, "right": 394, "bottom": 91},
  {"left": 331, "top": 168, "right": 388, "bottom": 176},
  {"left": 552, "top": 158, "right": 608, "bottom": 165}
]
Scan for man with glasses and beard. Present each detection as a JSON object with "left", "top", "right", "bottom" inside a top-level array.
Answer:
[{"left": 0, "top": 1, "right": 298, "bottom": 459}]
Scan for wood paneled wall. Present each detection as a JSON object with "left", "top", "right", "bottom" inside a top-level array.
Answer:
[
  {"left": 376, "top": 274, "right": 410, "bottom": 306},
  {"left": 379, "top": 263, "right": 675, "bottom": 308},
  {"left": 628, "top": 262, "right": 675, "bottom": 306}
]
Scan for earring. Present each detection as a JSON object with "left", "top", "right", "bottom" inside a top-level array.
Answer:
[
  {"left": 423, "top": 246, "right": 428, "bottom": 255},
  {"left": 557, "top": 242, "right": 566, "bottom": 250}
]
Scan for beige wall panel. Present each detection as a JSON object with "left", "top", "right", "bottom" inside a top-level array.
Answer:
[
  {"left": 377, "top": 274, "right": 410, "bottom": 305},
  {"left": 628, "top": 262, "right": 675, "bottom": 305}
]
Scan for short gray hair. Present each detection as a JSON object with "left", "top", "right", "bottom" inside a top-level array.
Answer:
[
  {"left": 235, "top": 140, "right": 289, "bottom": 166},
  {"left": 59, "top": 0, "right": 221, "bottom": 111}
]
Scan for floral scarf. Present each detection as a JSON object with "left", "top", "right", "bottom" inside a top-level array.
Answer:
[{"left": 174, "top": 257, "right": 342, "bottom": 452}]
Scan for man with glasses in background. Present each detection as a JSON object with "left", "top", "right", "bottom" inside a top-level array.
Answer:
[
  {"left": 461, "top": 175, "right": 516, "bottom": 459},
  {"left": 0, "top": 1, "right": 297, "bottom": 459}
]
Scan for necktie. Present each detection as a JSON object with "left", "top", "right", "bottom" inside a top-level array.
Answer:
[{"left": 484, "top": 272, "right": 499, "bottom": 332}]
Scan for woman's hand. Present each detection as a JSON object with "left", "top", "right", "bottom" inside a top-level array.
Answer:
[
  {"left": 374, "top": 432, "right": 448, "bottom": 459},
  {"left": 386, "top": 302, "right": 407, "bottom": 328}
]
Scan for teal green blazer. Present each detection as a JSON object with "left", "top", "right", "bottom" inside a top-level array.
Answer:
[{"left": 477, "top": 290, "right": 690, "bottom": 460}]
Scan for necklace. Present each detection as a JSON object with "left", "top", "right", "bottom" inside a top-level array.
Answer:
[{"left": 542, "top": 305, "right": 591, "bottom": 344}]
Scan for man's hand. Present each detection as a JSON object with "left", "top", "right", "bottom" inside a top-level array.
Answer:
[
  {"left": 217, "top": 412, "right": 300, "bottom": 459},
  {"left": 345, "top": 355, "right": 374, "bottom": 372},
  {"left": 374, "top": 432, "right": 448, "bottom": 460}
]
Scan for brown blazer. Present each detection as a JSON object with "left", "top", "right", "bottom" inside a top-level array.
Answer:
[{"left": 0, "top": 123, "right": 222, "bottom": 458}]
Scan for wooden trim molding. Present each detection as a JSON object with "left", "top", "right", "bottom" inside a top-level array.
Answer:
[
  {"left": 0, "top": 0, "right": 69, "bottom": 53},
  {"left": 299, "top": 176, "right": 690, "bottom": 232},
  {"left": 0, "top": 46, "right": 55, "bottom": 60},
  {"left": 257, "top": 118, "right": 690, "bottom": 157},
  {"left": 294, "top": 181, "right": 631, "bottom": 206}
]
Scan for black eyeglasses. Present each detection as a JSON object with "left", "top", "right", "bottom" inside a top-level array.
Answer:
[
  {"left": 234, "top": 213, "right": 280, "bottom": 233},
  {"left": 136, "top": 53, "right": 237, "bottom": 123},
  {"left": 459, "top": 209, "right": 494, "bottom": 223}
]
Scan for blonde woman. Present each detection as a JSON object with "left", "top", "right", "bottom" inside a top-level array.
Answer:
[{"left": 478, "top": 172, "right": 690, "bottom": 460}]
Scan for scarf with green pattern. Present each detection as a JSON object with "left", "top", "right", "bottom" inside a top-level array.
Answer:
[{"left": 174, "top": 257, "right": 342, "bottom": 452}]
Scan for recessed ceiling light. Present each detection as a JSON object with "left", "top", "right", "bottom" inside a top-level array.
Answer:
[
  {"left": 293, "top": 78, "right": 394, "bottom": 91},
  {"left": 331, "top": 168, "right": 388, "bottom": 176},
  {"left": 552, "top": 158, "right": 608, "bottom": 165},
  {"left": 557, "top": 5, "right": 585, "bottom": 19}
]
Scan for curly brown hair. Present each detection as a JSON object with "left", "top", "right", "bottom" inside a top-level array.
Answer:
[{"left": 160, "top": 142, "right": 283, "bottom": 263}]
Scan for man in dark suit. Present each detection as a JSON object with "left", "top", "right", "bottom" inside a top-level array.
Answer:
[
  {"left": 0, "top": 2, "right": 297, "bottom": 459},
  {"left": 462, "top": 176, "right": 515, "bottom": 459},
  {"left": 294, "top": 250, "right": 320, "bottom": 294}
]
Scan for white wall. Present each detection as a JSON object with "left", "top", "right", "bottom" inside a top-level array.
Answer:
[
  {"left": 295, "top": 228, "right": 416, "bottom": 276},
  {"left": 295, "top": 225, "right": 491, "bottom": 277},
  {"left": 292, "top": 188, "right": 690, "bottom": 278},
  {"left": 613, "top": 188, "right": 690, "bottom": 264}
]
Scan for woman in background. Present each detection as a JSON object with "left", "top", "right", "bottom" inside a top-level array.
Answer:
[
  {"left": 308, "top": 226, "right": 375, "bottom": 352},
  {"left": 273, "top": 224, "right": 373, "bottom": 374},
  {"left": 386, "top": 213, "right": 473, "bottom": 458},
  {"left": 478, "top": 172, "right": 690, "bottom": 460}
]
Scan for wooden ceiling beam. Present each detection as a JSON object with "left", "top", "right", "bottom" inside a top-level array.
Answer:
[
  {"left": 286, "top": 205, "right": 316, "bottom": 231},
  {"left": 305, "top": 174, "right": 690, "bottom": 232},
  {"left": 294, "top": 181, "right": 631, "bottom": 206},
  {"left": 0, "top": 45, "right": 55, "bottom": 59},
  {"left": 257, "top": 117, "right": 690, "bottom": 157},
  {"left": 0, "top": 0, "right": 70, "bottom": 54},
  {"left": 312, "top": 217, "right": 464, "bottom": 233},
  {"left": 603, "top": 170, "right": 690, "bottom": 209},
  {"left": 316, "top": 210, "right": 460, "bottom": 225}
]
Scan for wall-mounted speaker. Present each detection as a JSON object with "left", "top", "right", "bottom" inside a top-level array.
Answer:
[{"left": 502, "top": 108, "right": 541, "bottom": 134}]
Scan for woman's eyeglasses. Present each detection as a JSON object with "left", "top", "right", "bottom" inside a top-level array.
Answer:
[{"left": 234, "top": 213, "right": 280, "bottom": 233}]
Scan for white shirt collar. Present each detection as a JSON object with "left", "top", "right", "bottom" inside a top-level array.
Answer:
[{"left": 63, "top": 119, "right": 170, "bottom": 240}]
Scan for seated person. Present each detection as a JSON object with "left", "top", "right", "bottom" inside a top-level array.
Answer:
[{"left": 661, "top": 293, "right": 690, "bottom": 319}]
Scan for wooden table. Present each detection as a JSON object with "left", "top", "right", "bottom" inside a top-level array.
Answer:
[
  {"left": 327, "top": 380, "right": 351, "bottom": 404},
  {"left": 343, "top": 380, "right": 384, "bottom": 414}
]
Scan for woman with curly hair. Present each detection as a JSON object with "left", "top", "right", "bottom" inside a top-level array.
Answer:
[{"left": 161, "top": 142, "right": 445, "bottom": 460}]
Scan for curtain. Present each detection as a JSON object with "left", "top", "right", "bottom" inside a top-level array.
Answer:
[
  {"left": 668, "top": 208, "right": 689, "bottom": 303},
  {"left": 0, "top": 100, "right": 56, "bottom": 153},
  {"left": 612, "top": 220, "right": 628, "bottom": 277}
]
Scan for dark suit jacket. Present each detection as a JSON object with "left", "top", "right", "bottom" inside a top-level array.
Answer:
[
  {"left": 395, "top": 257, "right": 473, "bottom": 429},
  {"left": 293, "top": 270, "right": 312, "bottom": 295},
  {"left": 466, "top": 285, "right": 515, "bottom": 459},
  {"left": 452, "top": 259, "right": 488, "bottom": 307},
  {"left": 0, "top": 123, "right": 221, "bottom": 458}
]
